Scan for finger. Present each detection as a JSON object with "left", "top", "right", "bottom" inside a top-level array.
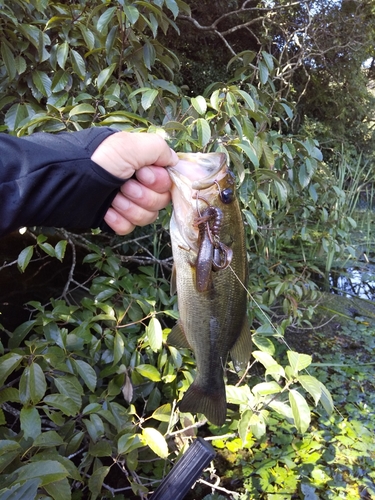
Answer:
[
  {"left": 104, "top": 207, "right": 135, "bottom": 235},
  {"left": 135, "top": 166, "right": 172, "bottom": 193},
  {"left": 120, "top": 179, "right": 171, "bottom": 212},
  {"left": 111, "top": 192, "right": 159, "bottom": 226},
  {"left": 91, "top": 132, "right": 179, "bottom": 179}
]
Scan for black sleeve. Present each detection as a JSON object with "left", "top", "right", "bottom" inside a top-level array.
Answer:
[{"left": 0, "top": 127, "right": 125, "bottom": 237}]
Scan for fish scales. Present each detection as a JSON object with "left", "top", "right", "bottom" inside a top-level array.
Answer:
[{"left": 167, "top": 153, "right": 252, "bottom": 426}]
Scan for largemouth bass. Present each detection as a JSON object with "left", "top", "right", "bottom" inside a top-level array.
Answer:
[{"left": 167, "top": 153, "right": 251, "bottom": 426}]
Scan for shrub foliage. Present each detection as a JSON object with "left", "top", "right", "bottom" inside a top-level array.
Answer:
[{"left": 0, "top": 1, "right": 365, "bottom": 498}]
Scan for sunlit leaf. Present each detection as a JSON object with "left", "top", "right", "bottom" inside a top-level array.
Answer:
[
  {"left": 147, "top": 316, "right": 163, "bottom": 352},
  {"left": 142, "top": 427, "right": 168, "bottom": 458},
  {"left": 287, "top": 351, "right": 312, "bottom": 376},
  {"left": 289, "top": 389, "right": 311, "bottom": 433},
  {"left": 151, "top": 403, "right": 172, "bottom": 422},
  {"left": 141, "top": 89, "right": 158, "bottom": 110},
  {"left": 135, "top": 364, "right": 161, "bottom": 381},
  {"left": 195, "top": 118, "right": 211, "bottom": 147},
  {"left": 191, "top": 95, "right": 207, "bottom": 115},
  {"left": 298, "top": 375, "right": 322, "bottom": 406}
]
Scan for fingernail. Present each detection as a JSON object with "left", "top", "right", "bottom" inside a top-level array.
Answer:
[
  {"left": 170, "top": 149, "right": 179, "bottom": 165},
  {"left": 139, "top": 166, "right": 155, "bottom": 184},
  {"left": 126, "top": 181, "right": 143, "bottom": 198},
  {"left": 105, "top": 208, "right": 117, "bottom": 223}
]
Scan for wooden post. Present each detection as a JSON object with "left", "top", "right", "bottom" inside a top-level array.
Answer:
[{"left": 150, "top": 437, "right": 216, "bottom": 500}]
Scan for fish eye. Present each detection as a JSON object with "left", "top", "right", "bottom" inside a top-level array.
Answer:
[{"left": 220, "top": 188, "right": 234, "bottom": 204}]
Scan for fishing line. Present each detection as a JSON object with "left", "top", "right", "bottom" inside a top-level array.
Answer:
[
  {"left": 228, "top": 263, "right": 293, "bottom": 350},
  {"left": 228, "top": 263, "right": 342, "bottom": 416}
]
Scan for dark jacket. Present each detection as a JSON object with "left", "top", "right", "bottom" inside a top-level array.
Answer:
[{"left": 0, "top": 127, "right": 124, "bottom": 237}]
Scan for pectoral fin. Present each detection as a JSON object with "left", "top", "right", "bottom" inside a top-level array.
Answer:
[
  {"left": 230, "top": 316, "right": 252, "bottom": 374},
  {"left": 170, "top": 264, "right": 177, "bottom": 296},
  {"left": 168, "top": 321, "right": 191, "bottom": 349}
]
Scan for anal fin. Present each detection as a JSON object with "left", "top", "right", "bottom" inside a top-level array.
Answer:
[
  {"left": 230, "top": 315, "right": 252, "bottom": 374},
  {"left": 168, "top": 321, "right": 191, "bottom": 349}
]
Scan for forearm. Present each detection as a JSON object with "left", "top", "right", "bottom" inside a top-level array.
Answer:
[{"left": 0, "top": 128, "right": 122, "bottom": 237}]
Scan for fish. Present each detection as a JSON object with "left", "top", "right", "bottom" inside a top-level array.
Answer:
[{"left": 167, "top": 152, "right": 252, "bottom": 426}]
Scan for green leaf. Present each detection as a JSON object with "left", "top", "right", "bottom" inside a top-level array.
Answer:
[
  {"left": 1, "top": 42, "right": 16, "bottom": 80},
  {"left": 147, "top": 317, "right": 163, "bottom": 352},
  {"left": 89, "top": 440, "right": 112, "bottom": 457},
  {"left": 54, "top": 377, "right": 83, "bottom": 407},
  {"left": 38, "top": 241, "right": 56, "bottom": 257},
  {"left": 249, "top": 412, "right": 267, "bottom": 439},
  {"left": 17, "top": 246, "right": 34, "bottom": 273},
  {"left": 43, "top": 394, "right": 80, "bottom": 416},
  {"left": 141, "top": 89, "right": 158, "bottom": 110},
  {"left": 0, "top": 479, "right": 41, "bottom": 500},
  {"left": 9, "top": 320, "right": 36, "bottom": 349},
  {"left": 191, "top": 95, "right": 207, "bottom": 115},
  {"left": 0, "top": 353, "right": 23, "bottom": 386},
  {"left": 165, "top": 0, "right": 179, "bottom": 18},
  {"left": 195, "top": 118, "right": 211, "bottom": 147},
  {"left": 70, "top": 49, "right": 86, "bottom": 80},
  {"left": 142, "top": 427, "right": 168, "bottom": 458},
  {"left": 13, "top": 460, "right": 69, "bottom": 486},
  {"left": 235, "top": 89, "right": 255, "bottom": 111},
  {"left": 97, "top": 64, "right": 117, "bottom": 92},
  {"left": 262, "top": 51, "right": 274, "bottom": 71},
  {"left": 236, "top": 141, "right": 259, "bottom": 168},
  {"left": 78, "top": 24, "right": 96, "bottom": 50},
  {"left": 32, "top": 70, "right": 51, "bottom": 97},
  {"left": 258, "top": 61, "right": 269, "bottom": 84},
  {"left": 242, "top": 209, "right": 258, "bottom": 232},
  {"left": 238, "top": 409, "right": 252, "bottom": 444},
  {"left": 44, "top": 477, "right": 72, "bottom": 500},
  {"left": 19, "top": 363, "right": 46, "bottom": 405},
  {"left": 151, "top": 403, "right": 172, "bottom": 422},
  {"left": 252, "top": 335, "right": 275, "bottom": 355},
  {"left": 68, "top": 103, "right": 95, "bottom": 117},
  {"left": 57, "top": 42, "right": 69, "bottom": 70},
  {"left": 4, "top": 103, "right": 29, "bottom": 131},
  {"left": 298, "top": 375, "right": 322, "bottom": 406},
  {"left": 124, "top": 4, "right": 140, "bottom": 24},
  {"left": 113, "top": 331, "right": 125, "bottom": 365},
  {"left": 318, "top": 381, "right": 334, "bottom": 415},
  {"left": 55, "top": 240, "right": 67, "bottom": 262},
  {"left": 252, "top": 350, "right": 277, "bottom": 370},
  {"left": 88, "top": 466, "right": 110, "bottom": 497},
  {"left": 252, "top": 381, "right": 282, "bottom": 396},
  {"left": 74, "top": 359, "right": 97, "bottom": 392},
  {"left": 33, "top": 430, "right": 65, "bottom": 448},
  {"left": 289, "top": 389, "right": 311, "bottom": 433},
  {"left": 136, "top": 364, "right": 161, "bottom": 381},
  {"left": 287, "top": 351, "right": 312, "bottom": 376},
  {"left": 118, "top": 433, "right": 143, "bottom": 455},
  {"left": 97, "top": 6, "right": 116, "bottom": 32},
  {"left": 20, "top": 407, "right": 41, "bottom": 440}
]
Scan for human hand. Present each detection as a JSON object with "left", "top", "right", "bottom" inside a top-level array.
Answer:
[{"left": 91, "top": 132, "right": 178, "bottom": 234}]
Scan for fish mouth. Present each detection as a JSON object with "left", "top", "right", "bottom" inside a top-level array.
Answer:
[{"left": 168, "top": 152, "right": 227, "bottom": 190}]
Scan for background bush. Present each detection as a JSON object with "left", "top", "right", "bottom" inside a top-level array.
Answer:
[{"left": 0, "top": 1, "right": 374, "bottom": 498}]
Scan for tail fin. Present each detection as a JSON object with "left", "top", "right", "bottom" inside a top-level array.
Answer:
[{"left": 179, "top": 379, "right": 227, "bottom": 426}]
